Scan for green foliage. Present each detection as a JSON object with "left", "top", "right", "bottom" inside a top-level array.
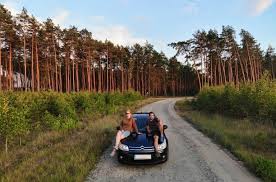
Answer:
[
  {"left": 196, "top": 77, "right": 276, "bottom": 124},
  {"left": 0, "top": 96, "right": 29, "bottom": 139},
  {"left": 43, "top": 111, "right": 77, "bottom": 131},
  {"left": 252, "top": 155, "right": 276, "bottom": 182},
  {"left": 176, "top": 100, "right": 276, "bottom": 182},
  {"left": 0, "top": 95, "right": 30, "bottom": 152},
  {"left": 0, "top": 91, "right": 142, "bottom": 152}
]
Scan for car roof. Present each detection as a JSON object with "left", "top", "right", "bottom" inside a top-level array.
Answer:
[
  {"left": 132, "top": 113, "right": 148, "bottom": 131},
  {"left": 133, "top": 112, "right": 149, "bottom": 115},
  {"left": 133, "top": 113, "right": 149, "bottom": 118}
]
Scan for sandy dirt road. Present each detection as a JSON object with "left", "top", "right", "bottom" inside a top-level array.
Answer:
[{"left": 86, "top": 98, "right": 260, "bottom": 182}]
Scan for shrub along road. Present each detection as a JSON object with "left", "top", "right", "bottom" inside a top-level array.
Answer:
[{"left": 87, "top": 98, "right": 260, "bottom": 182}]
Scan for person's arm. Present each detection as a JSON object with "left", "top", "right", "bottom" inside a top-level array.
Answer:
[
  {"left": 132, "top": 119, "right": 139, "bottom": 133},
  {"left": 146, "top": 120, "right": 151, "bottom": 134},
  {"left": 158, "top": 119, "right": 164, "bottom": 135}
]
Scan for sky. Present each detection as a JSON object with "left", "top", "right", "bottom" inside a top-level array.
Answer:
[{"left": 0, "top": 0, "right": 275, "bottom": 59}]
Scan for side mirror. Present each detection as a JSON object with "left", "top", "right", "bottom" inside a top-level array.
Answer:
[
  {"left": 163, "top": 125, "right": 168, "bottom": 130},
  {"left": 116, "top": 126, "right": 120, "bottom": 130}
]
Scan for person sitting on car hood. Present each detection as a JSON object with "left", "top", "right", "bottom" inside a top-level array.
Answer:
[
  {"left": 110, "top": 109, "right": 139, "bottom": 157},
  {"left": 146, "top": 112, "right": 164, "bottom": 157}
]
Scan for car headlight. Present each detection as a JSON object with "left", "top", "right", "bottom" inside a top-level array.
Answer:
[
  {"left": 158, "top": 140, "right": 167, "bottom": 151},
  {"left": 118, "top": 143, "right": 129, "bottom": 151}
]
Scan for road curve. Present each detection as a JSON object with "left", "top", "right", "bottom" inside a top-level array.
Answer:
[{"left": 86, "top": 98, "right": 260, "bottom": 182}]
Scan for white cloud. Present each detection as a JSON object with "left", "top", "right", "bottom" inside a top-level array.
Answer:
[
  {"left": 91, "top": 25, "right": 146, "bottom": 46},
  {"left": 247, "top": 0, "right": 275, "bottom": 16},
  {"left": 150, "top": 40, "right": 172, "bottom": 57},
  {"left": 183, "top": 0, "right": 200, "bottom": 15},
  {"left": 52, "top": 9, "right": 70, "bottom": 26},
  {"left": 2, "top": 0, "right": 45, "bottom": 23},
  {"left": 2, "top": 0, "right": 21, "bottom": 15}
]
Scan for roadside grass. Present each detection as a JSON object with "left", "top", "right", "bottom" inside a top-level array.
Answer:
[
  {"left": 0, "top": 97, "right": 162, "bottom": 181},
  {"left": 175, "top": 99, "right": 276, "bottom": 182}
]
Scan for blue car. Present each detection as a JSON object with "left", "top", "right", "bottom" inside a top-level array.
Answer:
[{"left": 117, "top": 112, "right": 169, "bottom": 164}]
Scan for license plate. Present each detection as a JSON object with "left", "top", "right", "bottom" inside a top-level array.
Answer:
[{"left": 134, "top": 154, "right": 152, "bottom": 160}]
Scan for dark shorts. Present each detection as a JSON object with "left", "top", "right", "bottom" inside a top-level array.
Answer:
[{"left": 151, "top": 130, "right": 161, "bottom": 137}]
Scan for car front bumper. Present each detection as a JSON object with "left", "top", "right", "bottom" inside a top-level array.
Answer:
[{"left": 117, "top": 149, "right": 168, "bottom": 164}]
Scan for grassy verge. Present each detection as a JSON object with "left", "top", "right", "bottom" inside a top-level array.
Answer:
[
  {"left": 0, "top": 91, "right": 162, "bottom": 181},
  {"left": 175, "top": 99, "right": 276, "bottom": 182}
]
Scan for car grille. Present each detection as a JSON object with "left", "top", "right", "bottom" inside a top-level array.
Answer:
[{"left": 129, "top": 146, "right": 155, "bottom": 152}]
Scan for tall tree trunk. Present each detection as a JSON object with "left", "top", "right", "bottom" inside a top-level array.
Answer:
[
  {"left": 214, "top": 60, "right": 217, "bottom": 85},
  {"left": 31, "top": 35, "right": 34, "bottom": 92},
  {"left": 127, "top": 68, "right": 131, "bottom": 91},
  {"left": 65, "top": 55, "right": 68, "bottom": 92},
  {"left": 121, "top": 62, "right": 124, "bottom": 92},
  {"left": 72, "top": 60, "right": 75, "bottom": 92},
  {"left": 201, "top": 55, "right": 204, "bottom": 87},
  {"left": 0, "top": 39, "right": 2, "bottom": 91},
  {"left": 244, "top": 55, "right": 249, "bottom": 82},
  {"left": 9, "top": 43, "right": 13, "bottom": 91},
  {"left": 218, "top": 59, "right": 222, "bottom": 85},
  {"left": 111, "top": 69, "right": 114, "bottom": 92},
  {"left": 68, "top": 61, "right": 70, "bottom": 92},
  {"left": 87, "top": 51, "right": 91, "bottom": 92},
  {"left": 106, "top": 50, "right": 109, "bottom": 92},
  {"left": 23, "top": 35, "right": 27, "bottom": 91},
  {"left": 193, "top": 60, "right": 202, "bottom": 90},
  {"left": 35, "top": 41, "right": 40, "bottom": 91},
  {"left": 235, "top": 59, "right": 239, "bottom": 86},
  {"left": 221, "top": 59, "right": 227, "bottom": 84},
  {"left": 228, "top": 60, "right": 233, "bottom": 83},
  {"left": 98, "top": 60, "right": 101, "bottom": 92},
  {"left": 59, "top": 64, "right": 62, "bottom": 92},
  {"left": 101, "top": 64, "right": 104, "bottom": 91},
  {"left": 92, "top": 61, "right": 96, "bottom": 92},
  {"left": 148, "top": 62, "right": 151, "bottom": 95},
  {"left": 141, "top": 68, "right": 144, "bottom": 95},
  {"left": 136, "top": 64, "right": 139, "bottom": 91},
  {"left": 53, "top": 37, "right": 58, "bottom": 92},
  {"left": 234, "top": 45, "right": 246, "bottom": 83},
  {"left": 210, "top": 56, "right": 213, "bottom": 86},
  {"left": 76, "top": 61, "right": 79, "bottom": 92},
  {"left": 55, "top": 57, "right": 58, "bottom": 92},
  {"left": 245, "top": 41, "right": 254, "bottom": 82},
  {"left": 81, "top": 62, "right": 85, "bottom": 90},
  {"left": 47, "top": 58, "right": 51, "bottom": 90}
]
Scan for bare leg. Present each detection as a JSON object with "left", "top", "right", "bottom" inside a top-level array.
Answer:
[
  {"left": 110, "top": 130, "right": 123, "bottom": 157},
  {"left": 159, "top": 120, "right": 164, "bottom": 135},
  {"left": 159, "top": 121, "right": 164, "bottom": 142},
  {"left": 154, "top": 135, "right": 160, "bottom": 153},
  {"left": 114, "top": 130, "right": 123, "bottom": 149}
]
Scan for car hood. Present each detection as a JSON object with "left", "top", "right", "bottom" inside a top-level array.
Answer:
[{"left": 121, "top": 133, "right": 154, "bottom": 147}]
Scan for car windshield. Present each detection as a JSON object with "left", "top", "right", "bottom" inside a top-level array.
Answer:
[{"left": 133, "top": 114, "right": 148, "bottom": 133}]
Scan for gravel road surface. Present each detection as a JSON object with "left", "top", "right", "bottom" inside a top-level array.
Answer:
[{"left": 86, "top": 98, "right": 260, "bottom": 182}]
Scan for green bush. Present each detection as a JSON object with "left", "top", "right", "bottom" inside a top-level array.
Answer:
[
  {"left": 43, "top": 111, "right": 77, "bottom": 131},
  {"left": 196, "top": 86, "right": 224, "bottom": 112},
  {"left": 177, "top": 99, "right": 276, "bottom": 182},
  {"left": 0, "top": 91, "right": 142, "bottom": 152},
  {"left": 196, "top": 77, "right": 276, "bottom": 124},
  {"left": 72, "top": 92, "right": 94, "bottom": 113},
  {"left": 0, "top": 96, "right": 30, "bottom": 152},
  {"left": 253, "top": 155, "right": 276, "bottom": 182},
  {"left": 45, "top": 93, "right": 76, "bottom": 119}
]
